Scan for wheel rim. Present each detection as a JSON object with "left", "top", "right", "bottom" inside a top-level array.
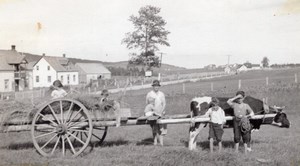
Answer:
[
  {"left": 91, "top": 126, "right": 108, "bottom": 145},
  {"left": 31, "top": 99, "right": 93, "bottom": 157}
]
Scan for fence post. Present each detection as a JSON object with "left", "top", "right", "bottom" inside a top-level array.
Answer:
[
  {"left": 295, "top": 73, "right": 298, "bottom": 83},
  {"left": 182, "top": 83, "right": 185, "bottom": 94},
  {"left": 238, "top": 80, "right": 241, "bottom": 89},
  {"left": 266, "top": 77, "right": 269, "bottom": 86},
  {"left": 88, "top": 87, "right": 91, "bottom": 94},
  {"left": 211, "top": 82, "right": 214, "bottom": 91}
]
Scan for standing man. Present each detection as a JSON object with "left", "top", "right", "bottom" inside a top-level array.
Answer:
[
  {"left": 227, "top": 91, "right": 254, "bottom": 154},
  {"left": 146, "top": 80, "right": 166, "bottom": 145}
]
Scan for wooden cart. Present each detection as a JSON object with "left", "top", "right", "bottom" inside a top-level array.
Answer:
[{"left": 1, "top": 98, "right": 277, "bottom": 158}]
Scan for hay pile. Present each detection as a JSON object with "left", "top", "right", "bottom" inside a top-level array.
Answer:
[{"left": 0, "top": 94, "right": 119, "bottom": 131}]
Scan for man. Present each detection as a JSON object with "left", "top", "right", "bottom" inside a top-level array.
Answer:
[
  {"left": 227, "top": 91, "right": 254, "bottom": 154},
  {"left": 146, "top": 80, "right": 166, "bottom": 146}
]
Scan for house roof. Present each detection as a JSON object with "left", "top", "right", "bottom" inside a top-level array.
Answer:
[
  {"left": 76, "top": 63, "right": 111, "bottom": 74},
  {"left": 22, "top": 53, "right": 42, "bottom": 70},
  {"left": 0, "top": 56, "right": 14, "bottom": 71},
  {"left": 0, "top": 50, "right": 26, "bottom": 64},
  {"left": 36, "top": 56, "right": 77, "bottom": 72}
]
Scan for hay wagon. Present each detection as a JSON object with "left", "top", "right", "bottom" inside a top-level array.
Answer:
[{"left": 1, "top": 98, "right": 277, "bottom": 158}]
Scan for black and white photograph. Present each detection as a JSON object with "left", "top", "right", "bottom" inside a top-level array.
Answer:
[{"left": 0, "top": 0, "right": 299, "bottom": 165}]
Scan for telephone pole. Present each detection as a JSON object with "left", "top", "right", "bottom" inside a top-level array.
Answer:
[{"left": 226, "top": 55, "right": 232, "bottom": 66}]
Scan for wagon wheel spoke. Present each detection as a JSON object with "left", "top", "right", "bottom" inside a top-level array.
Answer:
[
  {"left": 38, "top": 113, "right": 58, "bottom": 127},
  {"left": 40, "top": 134, "right": 58, "bottom": 150},
  {"left": 66, "top": 135, "right": 76, "bottom": 154},
  {"left": 62, "top": 135, "right": 65, "bottom": 156},
  {"left": 60, "top": 101, "right": 64, "bottom": 124},
  {"left": 64, "top": 102, "right": 74, "bottom": 124},
  {"left": 66, "top": 108, "right": 83, "bottom": 126},
  {"left": 51, "top": 135, "right": 61, "bottom": 155},
  {"left": 91, "top": 126, "right": 107, "bottom": 144},
  {"left": 34, "top": 130, "right": 57, "bottom": 139},
  {"left": 48, "top": 104, "right": 61, "bottom": 124},
  {"left": 67, "top": 131, "right": 85, "bottom": 145}
]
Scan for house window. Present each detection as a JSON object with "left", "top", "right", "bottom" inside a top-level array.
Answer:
[
  {"left": 4, "top": 79, "right": 9, "bottom": 90},
  {"left": 47, "top": 66, "right": 50, "bottom": 71},
  {"left": 36, "top": 76, "right": 39, "bottom": 83},
  {"left": 67, "top": 75, "right": 70, "bottom": 84},
  {"left": 36, "top": 66, "right": 39, "bottom": 70},
  {"left": 73, "top": 75, "right": 76, "bottom": 82},
  {"left": 48, "top": 76, "right": 51, "bottom": 83},
  {"left": 61, "top": 75, "right": 64, "bottom": 83}
]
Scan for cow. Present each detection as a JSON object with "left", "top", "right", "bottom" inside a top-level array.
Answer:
[{"left": 188, "top": 96, "right": 290, "bottom": 150}]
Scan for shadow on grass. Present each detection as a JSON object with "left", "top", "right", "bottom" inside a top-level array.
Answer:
[{"left": 136, "top": 138, "right": 154, "bottom": 146}]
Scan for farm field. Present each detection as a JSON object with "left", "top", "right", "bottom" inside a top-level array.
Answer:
[{"left": 0, "top": 68, "right": 300, "bottom": 166}]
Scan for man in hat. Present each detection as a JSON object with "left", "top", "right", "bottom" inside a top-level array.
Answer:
[
  {"left": 227, "top": 91, "right": 254, "bottom": 154},
  {"left": 146, "top": 80, "right": 166, "bottom": 146}
]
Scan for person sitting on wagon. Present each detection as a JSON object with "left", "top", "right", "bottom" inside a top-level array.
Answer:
[
  {"left": 51, "top": 80, "right": 67, "bottom": 99},
  {"left": 99, "top": 89, "right": 121, "bottom": 127},
  {"left": 145, "top": 80, "right": 167, "bottom": 146}
]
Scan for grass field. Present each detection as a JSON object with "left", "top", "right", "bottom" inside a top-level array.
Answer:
[{"left": 0, "top": 68, "right": 299, "bottom": 166}]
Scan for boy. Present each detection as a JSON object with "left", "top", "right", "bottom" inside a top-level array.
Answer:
[
  {"left": 144, "top": 97, "right": 158, "bottom": 117},
  {"left": 227, "top": 91, "right": 254, "bottom": 154},
  {"left": 203, "top": 97, "right": 226, "bottom": 153}
]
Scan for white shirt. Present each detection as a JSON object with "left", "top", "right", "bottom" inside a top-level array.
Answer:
[
  {"left": 51, "top": 88, "right": 67, "bottom": 99},
  {"left": 146, "top": 90, "right": 166, "bottom": 116},
  {"left": 204, "top": 106, "right": 226, "bottom": 125}
]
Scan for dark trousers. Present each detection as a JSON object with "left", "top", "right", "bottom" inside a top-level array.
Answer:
[{"left": 233, "top": 118, "right": 251, "bottom": 147}]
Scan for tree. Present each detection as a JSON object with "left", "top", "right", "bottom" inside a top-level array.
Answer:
[
  {"left": 122, "top": 5, "right": 170, "bottom": 69},
  {"left": 261, "top": 57, "right": 269, "bottom": 68}
]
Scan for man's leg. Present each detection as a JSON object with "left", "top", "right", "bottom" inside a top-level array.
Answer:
[{"left": 242, "top": 131, "right": 252, "bottom": 154}]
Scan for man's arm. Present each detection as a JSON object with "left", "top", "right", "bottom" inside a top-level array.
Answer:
[
  {"left": 227, "top": 94, "right": 243, "bottom": 106},
  {"left": 246, "top": 104, "right": 254, "bottom": 118}
]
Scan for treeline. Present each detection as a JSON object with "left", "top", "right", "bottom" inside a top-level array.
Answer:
[
  {"left": 107, "top": 66, "right": 146, "bottom": 76},
  {"left": 271, "top": 63, "right": 300, "bottom": 68}
]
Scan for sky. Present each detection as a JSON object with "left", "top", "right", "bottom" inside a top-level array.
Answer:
[{"left": 0, "top": 0, "right": 299, "bottom": 69}]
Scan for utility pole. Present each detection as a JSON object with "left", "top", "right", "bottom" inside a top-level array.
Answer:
[
  {"left": 226, "top": 55, "right": 232, "bottom": 66},
  {"left": 157, "top": 52, "right": 166, "bottom": 81}
]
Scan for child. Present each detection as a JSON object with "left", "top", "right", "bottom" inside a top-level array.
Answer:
[
  {"left": 204, "top": 97, "right": 226, "bottom": 153},
  {"left": 99, "top": 89, "right": 121, "bottom": 127},
  {"left": 144, "top": 97, "right": 157, "bottom": 117},
  {"left": 51, "top": 80, "right": 67, "bottom": 99}
]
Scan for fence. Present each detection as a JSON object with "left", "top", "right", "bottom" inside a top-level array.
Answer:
[{"left": 14, "top": 89, "right": 46, "bottom": 101}]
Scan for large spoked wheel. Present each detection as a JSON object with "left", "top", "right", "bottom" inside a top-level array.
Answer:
[
  {"left": 31, "top": 98, "right": 93, "bottom": 157},
  {"left": 91, "top": 126, "right": 107, "bottom": 145}
]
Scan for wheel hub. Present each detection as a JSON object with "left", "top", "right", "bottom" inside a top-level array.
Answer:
[{"left": 56, "top": 124, "right": 68, "bottom": 135}]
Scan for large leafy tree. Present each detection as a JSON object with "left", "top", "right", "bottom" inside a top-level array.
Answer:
[
  {"left": 261, "top": 56, "right": 269, "bottom": 68},
  {"left": 122, "top": 5, "right": 170, "bottom": 69}
]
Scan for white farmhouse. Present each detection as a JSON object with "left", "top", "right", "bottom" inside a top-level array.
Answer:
[
  {"left": 75, "top": 63, "right": 111, "bottom": 84},
  {"left": 33, "top": 56, "right": 79, "bottom": 88},
  {"left": 0, "top": 45, "right": 27, "bottom": 92}
]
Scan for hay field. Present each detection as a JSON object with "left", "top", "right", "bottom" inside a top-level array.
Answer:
[{"left": 0, "top": 68, "right": 299, "bottom": 166}]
